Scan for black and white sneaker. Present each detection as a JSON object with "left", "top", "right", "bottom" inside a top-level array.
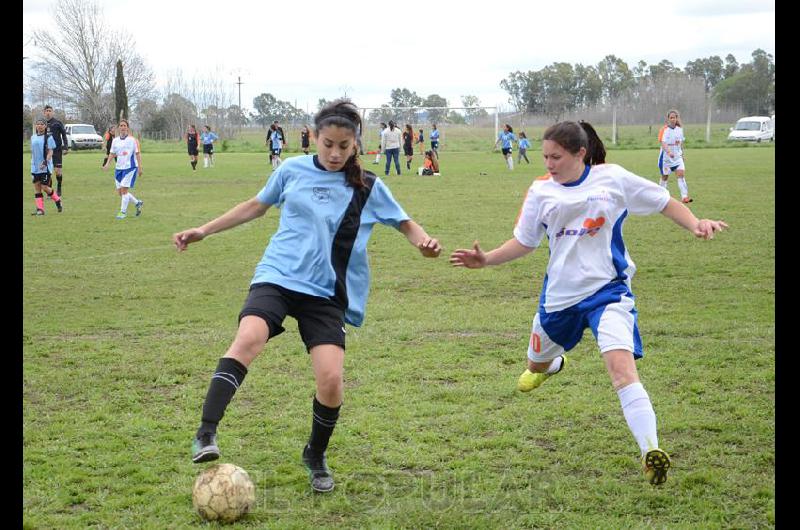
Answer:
[
  {"left": 192, "top": 432, "right": 220, "bottom": 463},
  {"left": 302, "top": 444, "right": 334, "bottom": 492}
]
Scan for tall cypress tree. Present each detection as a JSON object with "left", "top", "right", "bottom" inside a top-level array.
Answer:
[{"left": 114, "top": 59, "right": 129, "bottom": 122}]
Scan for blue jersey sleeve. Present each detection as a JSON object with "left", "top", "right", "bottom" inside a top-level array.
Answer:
[
  {"left": 363, "top": 178, "right": 410, "bottom": 228},
  {"left": 256, "top": 166, "right": 287, "bottom": 205},
  {"left": 47, "top": 136, "right": 56, "bottom": 150}
]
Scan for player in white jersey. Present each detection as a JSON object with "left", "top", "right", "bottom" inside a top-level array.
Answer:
[
  {"left": 450, "top": 121, "right": 728, "bottom": 485},
  {"left": 658, "top": 109, "right": 692, "bottom": 203},
  {"left": 102, "top": 119, "right": 144, "bottom": 219}
]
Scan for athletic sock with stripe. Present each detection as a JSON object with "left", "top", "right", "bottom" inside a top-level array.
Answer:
[{"left": 196, "top": 357, "right": 248, "bottom": 437}]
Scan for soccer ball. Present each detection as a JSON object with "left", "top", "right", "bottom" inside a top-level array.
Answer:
[{"left": 192, "top": 463, "right": 256, "bottom": 523}]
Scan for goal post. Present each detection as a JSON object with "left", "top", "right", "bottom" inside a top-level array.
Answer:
[{"left": 358, "top": 106, "right": 498, "bottom": 153}]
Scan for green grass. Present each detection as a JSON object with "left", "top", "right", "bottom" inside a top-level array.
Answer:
[{"left": 23, "top": 146, "right": 774, "bottom": 528}]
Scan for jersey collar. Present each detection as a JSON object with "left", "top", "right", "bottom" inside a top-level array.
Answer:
[{"left": 562, "top": 164, "right": 591, "bottom": 187}]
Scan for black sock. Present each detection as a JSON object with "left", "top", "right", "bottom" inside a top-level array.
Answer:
[
  {"left": 308, "top": 396, "right": 340, "bottom": 454},
  {"left": 197, "top": 357, "right": 248, "bottom": 437},
  {"left": 191, "top": 160, "right": 197, "bottom": 169},
  {"left": 56, "top": 175, "right": 62, "bottom": 192}
]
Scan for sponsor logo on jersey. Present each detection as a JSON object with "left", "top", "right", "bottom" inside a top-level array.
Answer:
[
  {"left": 554, "top": 217, "right": 605, "bottom": 239},
  {"left": 312, "top": 187, "right": 331, "bottom": 203}
]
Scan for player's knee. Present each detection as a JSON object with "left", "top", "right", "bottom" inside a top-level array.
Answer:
[{"left": 315, "top": 368, "right": 343, "bottom": 397}]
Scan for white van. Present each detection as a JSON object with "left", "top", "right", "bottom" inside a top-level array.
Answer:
[
  {"left": 65, "top": 123, "right": 103, "bottom": 150},
  {"left": 727, "top": 116, "right": 774, "bottom": 143}
]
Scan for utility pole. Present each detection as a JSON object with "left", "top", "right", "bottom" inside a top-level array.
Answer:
[{"left": 236, "top": 76, "right": 244, "bottom": 132}]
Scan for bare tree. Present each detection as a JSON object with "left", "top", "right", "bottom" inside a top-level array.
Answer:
[{"left": 29, "top": 0, "right": 154, "bottom": 129}]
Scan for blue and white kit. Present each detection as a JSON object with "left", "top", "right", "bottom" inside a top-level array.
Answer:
[{"left": 513, "top": 164, "right": 670, "bottom": 361}]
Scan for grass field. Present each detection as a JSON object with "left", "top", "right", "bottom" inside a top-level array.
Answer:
[{"left": 23, "top": 144, "right": 774, "bottom": 528}]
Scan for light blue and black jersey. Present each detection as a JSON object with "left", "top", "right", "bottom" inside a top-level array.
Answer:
[
  {"left": 498, "top": 131, "right": 516, "bottom": 149},
  {"left": 201, "top": 131, "right": 218, "bottom": 145},
  {"left": 270, "top": 130, "right": 283, "bottom": 150},
  {"left": 254, "top": 155, "right": 410, "bottom": 326},
  {"left": 30, "top": 133, "right": 56, "bottom": 174},
  {"left": 519, "top": 138, "right": 531, "bottom": 150}
]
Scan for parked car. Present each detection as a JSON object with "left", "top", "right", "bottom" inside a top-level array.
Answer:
[
  {"left": 65, "top": 123, "right": 103, "bottom": 150},
  {"left": 727, "top": 116, "right": 774, "bottom": 143}
]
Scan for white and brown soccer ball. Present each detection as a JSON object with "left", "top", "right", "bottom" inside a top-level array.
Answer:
[{"left": 192, "top": 463, "right": 256, "bottom": 523}]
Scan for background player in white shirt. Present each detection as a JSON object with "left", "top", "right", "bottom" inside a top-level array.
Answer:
[
  {"left": 450, "top": 120, "right": 727, "bottom": 485},
  {"left": 658, "top": 109, "right": 692, "bottom": 203},
  {"left": 102, "top": 119, "right": 144, "bottom": 219}
]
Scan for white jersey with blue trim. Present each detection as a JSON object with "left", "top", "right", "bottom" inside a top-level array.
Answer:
[
  {"left": 109, "top": 135, "right": 139, "bottom": 170},
  {"left": 513, "top": 164, "right": 670, "bottom": 312},
  {"left": 254, "top": 155, "right": 410, "bottom": 326},
  {"left": 660, "top": 125, "right": 684, "bottom": 164}
]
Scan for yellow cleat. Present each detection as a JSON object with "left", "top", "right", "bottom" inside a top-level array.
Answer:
[
  {"left": 517, "top": 355, "right": 567, "bottom": 392},
  {"left": 642, "top": 448, "right": 671, "bottom": 485}
]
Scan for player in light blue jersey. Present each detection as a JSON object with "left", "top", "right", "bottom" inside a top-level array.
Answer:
[
  {"left": 175, "top": 99, "right": 442, "bottom": 493},
  {"left": 201, "top": 125, "right": 219, "bottom": 168},
  {"left": 429, "top": 123, "right": 440, "bottom": 157},
  {"left": 493, "top": 123, "right": 517, "bottom": 170},
  {"left": 517, "top": 131, "right": 531, "bottom": 164},
  {"left": 29, "top": 118, "right": 63, "bottom": 215}
]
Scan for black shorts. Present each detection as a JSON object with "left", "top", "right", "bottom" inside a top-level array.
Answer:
[
  {"left": 430, "top": 140, "right": 439, "bottom": 149},
  {"left": 501, "top": 147, "right": 512, "bottom": 156},
  {"left": 203, "top": 144, "right": 214, "bottom": 154},
  {"left": 271, "top": 148, "right": 282, "bottom": 156},
  {"left": 31, "top": 172, "right": 52, "bottom": 186},
  {"left": 239, "top": 283, "right": 346, "bottom": 351},
  {"left": 403, "top": 145, "right": 414, "bottom": 156},
  {"left": 52, "top": 149, "right": 63, "bottom": 168},
  {"left": 188, "top": 144, "right": 199, "bottom": 156}
]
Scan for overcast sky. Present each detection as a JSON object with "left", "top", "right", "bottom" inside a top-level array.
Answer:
[{"left": 22, "top": 0, "right": 775, "bottom": 113}]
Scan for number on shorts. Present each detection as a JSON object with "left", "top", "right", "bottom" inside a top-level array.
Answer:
[{"left": 530, "top": 333, "right": 541, "bottom": 353}]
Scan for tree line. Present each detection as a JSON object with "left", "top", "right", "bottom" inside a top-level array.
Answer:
[{"left": 499, "top": 50, "right": 774, "bottom": 122}]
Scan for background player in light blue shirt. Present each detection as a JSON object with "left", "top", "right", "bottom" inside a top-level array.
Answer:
[
  {"left": 174, "top": 99, "right": 442, "bottom": 493},
  {"left": 517, "top": 131, "right": 531, "bottom": 164},
  {"left": 201, "top": 125, "right": 219, "bottom": 168},
  {"left": 493, "top": 123, "right": 517, "bottom": 170},
  {"left": 29, "top": 118, "right": 63, "bottom": 215}
]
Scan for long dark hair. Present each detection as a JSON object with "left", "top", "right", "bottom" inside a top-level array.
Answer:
[
  {"left": 314, "top": 98, "right": 365, "bottom": 189},
  {"left": 542, "top": 120, "right": 606, "bottom": 165}
]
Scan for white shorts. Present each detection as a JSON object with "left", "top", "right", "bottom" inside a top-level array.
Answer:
[
  {"left": 527, "top": 281, "right": 643, "bottom": 363},
  {"left": 114, "top": 167, "right": 138, "bottom": 189},
  {"left": 658, "top": 152, "right": 685, "bottom": 175}
]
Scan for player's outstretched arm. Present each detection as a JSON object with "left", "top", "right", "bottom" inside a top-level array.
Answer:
[
  {"left": 173, "top": 197, "right": 270, "bottom": 251},
  {"left": 450, "top": 238, "right": 534, "bottom": 269},
  {"left": 660, "top": 198, "right": 728, "bottom": 240},
  {"left": 398, "top": 220, "right": 442, "bottom": 258}
]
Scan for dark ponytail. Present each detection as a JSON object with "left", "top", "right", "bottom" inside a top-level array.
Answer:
[
  {"left": 579, "top": 121, "right": 605, "bottom": 165},
  {"left": 543, "top": 120, "right": 606, "bottom": 166},
  {"left": 314, "top": 98, "right": 366, "bottom": 189}
]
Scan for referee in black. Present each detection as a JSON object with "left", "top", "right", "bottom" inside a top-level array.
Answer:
[{"left": 43, "top": 105, "right": 69, "bottom": 197}]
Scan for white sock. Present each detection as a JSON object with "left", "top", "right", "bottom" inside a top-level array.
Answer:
[
  {"left": 126, "top": 192, "right": 139, "bottom": 205},
  {"left": 508, "top": 157, "right": 514, "bottom": 170},
  {"left": 677, "top": 178, "right": 689, "bottom": 198},
  {"left": 617, "top": 382, "right": 658, "bottom": 456},
  {"left": 545, "top": 356, "right": 563, "bottom": 374},
  {"left": 204, "top": 158, "right": 209, "bottom": 167},
  {"left": 659, "top": 178, "right": 668, "bottom": 189},
  {"left": 120, "top": 194, "right": 131, "bottom": 213}
]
